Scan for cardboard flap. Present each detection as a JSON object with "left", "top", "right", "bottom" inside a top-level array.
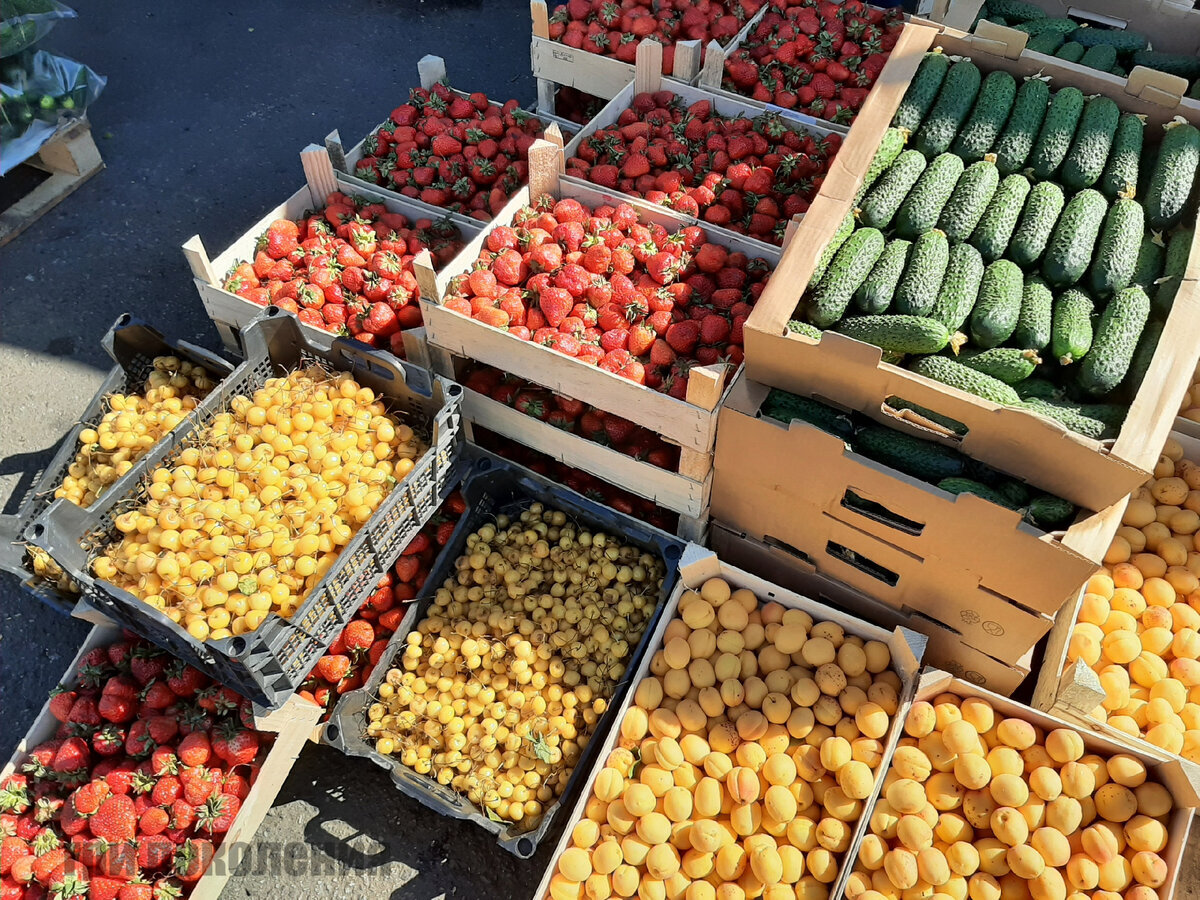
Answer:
[
  {"left": 971, "top": 20, "right": 1029, "bottom": 59},
  {"left": 1125, "top": 66, "right": 1188, "bottom": 107}
]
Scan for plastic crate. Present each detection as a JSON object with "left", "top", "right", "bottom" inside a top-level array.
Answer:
[
  {"left": 0, "top": 313, "right": 234, "bottom": 615},
  {"left": 28, "top": 307, "right": 465, "bottom": 709},
  {"left": 322, "top": 451, "right": 685, "bottom": 858}
]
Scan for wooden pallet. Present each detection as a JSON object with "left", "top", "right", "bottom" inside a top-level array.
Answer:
[{"left": 0, "top": 119, "right": 103, "bottom": 247}]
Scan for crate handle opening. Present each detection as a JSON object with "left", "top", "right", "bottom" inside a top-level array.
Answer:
[
  {"left": 324, "top": 723, "right": 339, "bottom": 742},
  {"left": 825, "top": 540, "right": 899, "bottom": 587},
  {"left": 447, "top": 383, "right": 462, "bottom": 397},
  {"left": 516, "top": 838, "right": 535, "bottom": 858},
  {"left": 664, "top": 544, "right": 682, "bottom": 563},
  {"left": 761, "top": 534, "right": 816, "bottom": 567},
  {"left": 882, "top": 395, "right": 968, "bottom": 441},
  {"left": 841, "top": 489, "right": 926, "bottom": 536},
  {"left": 336, "top": 347, "right": 397, "bottom": 381}
]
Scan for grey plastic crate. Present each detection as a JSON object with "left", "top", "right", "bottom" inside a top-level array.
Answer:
[
  {"left": 322, "top": 451, "right": 685, "bottom": 858},
  {"left": 29, "top": 307, "right": 464, "bottom": 709},
  {"left": 0, "top": 313, "right": 234, "bottom": 615}
]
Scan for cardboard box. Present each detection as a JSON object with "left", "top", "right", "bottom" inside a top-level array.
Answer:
[
  {"left": 711, "top": 371, "right": 1128, "bottom": 665},
  {"left": 182, "top": 146, "right": 483, "bottom": 357},
  {"left": 530, "top": 543, "right": 926, "bottom": 900},
  {"left": 2, "top": 622, "right": 321, "bottom": 900},
  {"left": 851, "top": 669, "right": 1200, "bottom": 900},
  {"left": 417, "top": 142, "right": 781, "bottom": 455},
  {"left": 708, "top": 521, "right": 1032, "bottom": 692},
  {"left": 743, "top": 24, "right": 1200, "bottom": 514}
]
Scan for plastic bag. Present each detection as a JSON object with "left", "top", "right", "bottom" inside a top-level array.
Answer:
[
  {"left": 0, "top": 0, "right": 76, "bottom": 58},
  {"left": 0, "top": 48, "right": 103, "bottom": 172}
]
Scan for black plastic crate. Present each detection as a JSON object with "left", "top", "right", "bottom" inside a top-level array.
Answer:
[
  {"left": 322, "top": 451, "right": 685, "bottom": 858},
  {"left": 29, "top": 308, "right": 464, "bottom": 709},
  {"left": 0, "top": 313, "right": 234, "bottom": 615}
]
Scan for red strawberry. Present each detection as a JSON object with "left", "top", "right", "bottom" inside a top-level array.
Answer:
[
  {"left": 700, "top": 314, "right": 732, "bottom": 345},
  {"left": 1, "top": 837, "right": 28, "bottom": 876},
  {"left": 70, "top": 782, "right": 110, "bottom": 818},
  {"left": 196, "top": 794, "right": 241, "bottom": 835},
  {"left": 173, "top": 839, "right": 213, "bottom": 883},
  {"left": 137, "top": 808, "right": 169, "bottom": 837},
  {"left": 150, "top": 778, "right": 180, "bottom": 808},
  {"left": 314, "top": 656, "right": 350, "bottom": 684},
  {"left": 135, "top": 836, "right": 174, "bottom": 873},
  {"left": 52, "top": 739, "right": 90, "bottom": 775},
  {"left": 117, "top": 880, "right": 152, "bottom": 900},
  {"left": 89, "top": 796, "right": 135, "bottom": 842},
  {"left": 665, "top": 320, "right": 701, "bottom": 355},
  {"left": 90, "top": 875, "right": 125, "bottom": 900},
  {"left": 48, "top": 690, "right": 77, "bottom": 725},
  {"left": 175, "top": 734, "right": 209, "bottom": 769},
  {"left": 211, "top": 728, "right": 259, "bottom": 768}
]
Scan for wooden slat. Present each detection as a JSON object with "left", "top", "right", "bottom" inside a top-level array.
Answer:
[
  {"left": 527, "top": 139, "right": 563, "bottom": 203},
  {"left": 300, "top": 144, "right": 340, "bottom": 202},
  {"left": 635, "top": 40, "right": 664, "bottom": 95},
  {"left": 182, "top": 235, "right": 218, "bottom": 284},
  {"left": 418, "top": 54, "right": 448, "bottom": 89},
  {"left": 699, "top": 39, "right": 725, "bottom": 89},
  {"left": 531, "top": 0, "right": 550, "bottom": 39},
  {"left": 0, "top": 122, "right": 104, "bottom": 248},
  {"left": 673, "top": 40, "right": 702, "bottom": 82}
]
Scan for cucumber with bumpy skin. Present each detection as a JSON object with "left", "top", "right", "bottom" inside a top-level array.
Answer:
[
  {"left": 808, "top": 227, "right": 887, "bottom": 327},
  {"left": 909, "top": 355, "right": 1021, "bottom": 405},
  {"left": 854, "top": 425, "right": 965, "bottom": 483},
  {"left": 895, "top": 153, "right": 965, "bottom": 239},
  {"left": 994, "top": 76, "right": 1051, "bottom": 175},
  {"left": 970, "top": 259, "right": 1024, "bottom": 348},
  {"left": 787, "top": 319, "right": 823, "bottom": 340},
  {"left": 837, "top": 315, "right": 964, "bottom": 355},
  {"left": 1017, "top": 17, "right": 1079, "bottom": 37},
  {"left": 938, "top": 157, "right": 1000, "bottom": 243},
  {"left": 1026, "top": 31, "right": 1066, "bottom": 54},
  {"left": 938, "top": 477, "right": 1020, "bottom": 509},
  {"left": 1154, "top": 227, "right": 1194, "bottom": 315},
  {"left": 1010, "top": 181, "right": 1065, "bottom": 268},
  {"left": 1061, "top": 95, "right": 1120, "bottom": 191},
  {"left": 855, "top": 128, "right": 909, "bottom": 204},
  {"left": 1127, "top": 319, "right": 1164, "bottom": 395},
  {"left": 1099, "top": 113, "right": 1145, "bottom": 199},
  {"left": 810, "top": 211, "right": 856, "bottom": 285},
  {"left": 960, "top": 347, "right": 1042, "bottom": 383},
  {"left": 1016, "top": 378, "right": 1066, "bottom": 401},
  {"left": 854, "top": 238, "right": 911, "bottom": 314},
  {"left": 984, "top": 0, "right": 1044, "bottom": 20},
  {"left": 1029, "top": 87, "right": 1085, "bottom": 180},
  {"left": 1079, "top": 44, "right": 1118, "bottom": 72},
  {"left": 931, "top": 242, "right": 985, "bottom": 331},
  {"left": 1054, "top": 41, "right": 1085, "bottom": 62},
  {"left": 1131, "top": 50, "right": 1200, "bottom": 81},
  {"left": 1012, "top": 274, "right": 1053, "bottom": 351},
  {"left": 1078, "top": 285, "right": 1151, "bottom": 396},
  {"left": 762, "top": 390, "right": 855, "bottom": 440},
  {"left": 1074, "top": 27, "right": 1149, "bottom": 52},
  {"left": 995, "top": 480, "right": 1032, "bottom": 508},
  {"left": 895, "top": 229, "right": 951, "bottom": 317},
  {"left": 914, "top": 61, "right": 983, "bottom": 159},
  {"left": 858, "top": 150, "right": 928, "bottom": 230},
  {"left": 893, "top": 51, "right": 952, "bottom": 134},
  {"left": 953, "top": 71, "right": 1017, "bottom": 162},
  {"left": 1130, "top": 234, "right": 1165, "bottom": 292},
  {"left": 1088, "top": 198, "right": 1143, "bottom": 297},
  {"left": 1144, "top": 120, "right": 1200, "bottom": 231},
  {"left": 1022, "top": 397, "right": 1125, "bottom": 438},
  {"left": 971, "top": 173, "right": 1031, "bottom": 262},
  {"left": 1027, "top": 496, "right": 1076, "bottom": 528},
  {"left": 1042, "top": 188, "right": 1107, "bottom": 287},
  {"left": 1050, "top": 287, "right": 1094, "bottom": 365}
]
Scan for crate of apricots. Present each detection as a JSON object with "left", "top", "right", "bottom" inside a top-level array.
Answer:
[
  {"left": 1036, "top": 432, "right": 1200, "bottom": 765},
  {"left": 534, "top": 543, "right": 924, "bottom": 900},
  {"left": 27, "top": 309, "right": 464, "bottom": 710},
  {"left": 845, "top": 670, "right": 1199, "bottom": 900},
  {"left": 0, "top": 314, "right": 233, "bottom": 615}
]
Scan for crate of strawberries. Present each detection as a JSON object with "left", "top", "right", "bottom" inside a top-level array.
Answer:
[
  {"left": 326, "top": 54, "right": 576, "bottom": 227},
  {"left": 184, "top": 146, "right": 475, "bottom": 358},
  {"left": 418, "top": 156, "right": 780, "bottom": 457},
  {"left": 0, "top": 624, "right": 320, "bottom": 900},
  {"left": 698, "top": 0, "right": 908, "bottom": 126},
  {"left": 561, "top": 74, "right": 845, "bottom": 247}
]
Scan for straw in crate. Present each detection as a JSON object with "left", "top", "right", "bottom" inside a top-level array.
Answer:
[
  {"left": 28, "top": 309, "right": 463, "bottom": 709},
  {"left": 534, "top": 544, "right": 925, "bottom": 900}
]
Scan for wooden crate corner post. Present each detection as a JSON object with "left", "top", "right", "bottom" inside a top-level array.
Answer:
[
  {"left": 635, "top": 39, "right": 664, "bottom": 96},
  {"left": 300, "top": 144, "right": 340, "bottom": 204},
  {"left": 699, "top": 39, "right": 725, "bottom": 89},
  {"left": 324, "top": 129, "right": 348, "bottom": 174},
  {"left": 417, "top": 55, "right": 449, "bottom": 90},
  {"left": 182, "top": 234, "right": 217, "bottom": 286},
  {"left": 527, "top": 139, "right": 564, "bottom": 203},
  {"left": 673, "top": 39, "right": 703, "bottom": 83}
]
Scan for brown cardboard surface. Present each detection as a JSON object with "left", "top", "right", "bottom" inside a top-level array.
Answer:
[
  {"left": 743, "top": 26, "right": 1200, "bottom": 514},
  {"left": 708, "top": 522, "right": 1032, "bottom": 692}
]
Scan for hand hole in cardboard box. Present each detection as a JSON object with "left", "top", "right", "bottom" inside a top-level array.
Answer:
[
  {"left": 841, "top": 489, "right": 927, "bottom": 536},
  {"left": 824, "top": 540, "right": 900, "bottom": 587},
  {"left": 882, "top": 395, "right": 968, "bottom": 439}
]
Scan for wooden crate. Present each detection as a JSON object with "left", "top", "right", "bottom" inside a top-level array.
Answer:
[
  {"left": 416, "top": 140, "right": 780, "bottom": 456},
  {"left": 323, "top": 53, "right": 577, "bottom": 228},
  {"left": 531, "top": 543, "right": 926, "bottom": 900},
  {"left": 182, "top": 145, "right": 483, "bottom": 357},
  {"left": 0, "top": 118, "right": 103, "bottom": 247},
  {"left": 2, "top": 620, "right": 321, "bottom": 900}
]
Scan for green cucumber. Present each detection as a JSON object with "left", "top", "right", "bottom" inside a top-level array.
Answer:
[
  {"left": 1144, "top": 120, "right": 1200, "bottom": 231},
  {"left": 1088, "top": 198, "right": 1144, "bottom": 296},
  {"left": 1099, "top": 113, "right": 1145, "bottom": 200},
  {"left": 1154, "top": 227, "right": 1194, "bottom": 315},
  {"left": 762, "top": 389, "right": 855, "bottom": 440},
  {"left": 1054, "top": 41, "right": 1085, "bottom": 62},
  {"left": 858, "top": 150, "right": 928, "bottom": 230},
  {"left": 807, "top": 227, "right": 887, "bottom": 327},
  {"left": 854, "top": 425, "right": 965, "bottom": 483},
  {"left": 1012, "top": 274, "right": 1053, "bottom": 351},
  {"left": 854, "top": 238, "right": 911, "bottom": 314},
  {"left": 938, "top": 477, "right": 1020, "bottom": 509},
  {"left": 914, "top": 61, "right": 983, "bottom": 159},
  {"left": 1130, "top": 234, "right": 1165, "bottom": 292},
  {"left": 952, "top": 71, "right": 1017, "bottom": 162},
  {"left": 1015, "top": 378, "right": 1066, "bottom": 401},
  {"left": 1042, "top": 188, "right": 1108, "bottom": 287},
  {"left": 1061, "top": 96, "right": 1121, "bottom": 192},
  {"left": 969, "top": 259, "right": 1024, "bottom": 348},
  {"left": 1016, "top": 17, "right": 1079, "bottom": 37},
  {"left": 1079, "top": 44, "right": 1118, "bottom": 72},
  {"left": 959, "top": 347, "right": 1042, "bottom": 383},
  {"left": 931, "top": 242, "right": 986, "bottom": 331},
  {"left": 1078, "top": 285, "right": 1151, "bottom": 396},
  {"left": 985, "top": 0, "right": 1045, "bottom": 21},
  {"left": 1027, "top": 496, "right": 1077, "bottom": 528},
  {"left": 1131, "top": 50, "right": 1200, "bottom": 81},
  {"left": 1110, "top": 65, "right": 1126, "bottom": 78},
  {"left": 855, "top": 127, "right": 909, "bottom": 204},
  {"left": 894, "top": 152, "right": 966, "bottom": 239},
  {"left": 995, "top": 480, "right": 1032, "bottom": 509},
  {"left": 811, "top": 210, "right": 857, "bottom": 285},
  {"left": 894, "top": 229, "right": 951, "bottom": 317},
  {"left": 787, "top": 319, "right": 823, "bottom": 340},
  {"left": 994, "top": 76, "right": 1052, "bottom": 175},
  {"left": 837, "top": 315, "right": 964, "bottom": 355},
  {"left": 1029, "top": 86, "right": 1085, "bottom": 180},
  {"left": 1023, "top": 397, "right": 1125, "bottom": 439},
  {"left": 888, "top": 399, "right": 969, "bottom": 435},
  {"left": 893, "top": 51, "right": 953, "bottom": 134},
  {"left": 909, "top": 355, "right": 1021, "bottom": 405},
  {"left": 971, "top": 173, "right": 1032, "bottom": 262},
  {"left": 1073, "top": 27, "right": 1149, "bottom": 52},
  {"left": 938, "top": 157, "right": 1000, "bottom": 242},
  {"left": 1127, "top": 319, "right": 1164, "bottom": 395},
  {"left": 1026, "top": 31, "right": 1066, "bottom": 55},
  {"left": 1010, "top": 181, "right": 1065, "bottom": 268},
  {"left": 1050, "top": 287, "right": 1095, "bottom": 365}
]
